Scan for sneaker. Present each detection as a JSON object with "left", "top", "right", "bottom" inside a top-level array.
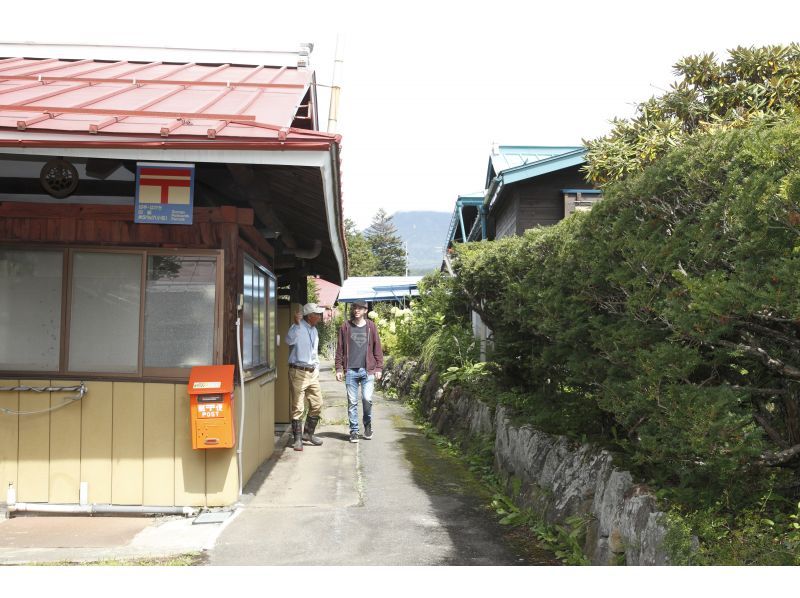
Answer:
[
  {"left": 349, "top": 431, "right": 359, "bottom": 443},
  {"left": 363, "top": 424, "right": 373, "bottom": 440}
]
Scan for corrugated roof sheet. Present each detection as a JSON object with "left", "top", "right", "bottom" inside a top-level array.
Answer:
[
  {"left": 337, "top": 276, "right": 423, "bottom": 303},
  {"left": 313, "top": 278, "right": 341, "bottom": 308},
  {"left": 0, "top": 56, "right": 332, "bottom": 144},
  {"left": 487, "top": 145, "right": 583, "bottom": 186}
]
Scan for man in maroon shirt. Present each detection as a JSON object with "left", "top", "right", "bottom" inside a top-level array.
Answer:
[{"left": 334, "top": 301, "right": 384, "bottom": 443}]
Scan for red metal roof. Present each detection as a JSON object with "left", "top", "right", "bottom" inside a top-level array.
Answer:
[
  {"left": 0, "top": 56, "right": 337, "bottom": 146},
  {"left": 313, "top": 277, "right": 341, "bottom": 308}
]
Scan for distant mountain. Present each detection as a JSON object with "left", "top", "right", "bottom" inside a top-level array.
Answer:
[{"left": 390, "top": 211, "right": 452, "bottom": 275}]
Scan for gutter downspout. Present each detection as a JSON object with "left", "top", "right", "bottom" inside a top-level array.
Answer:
[
  {"left": 485, "top": 176, "right": 503, "bottom": 212},
  {"left": 235, "top": 297, "right": 246, "bottom": 498},
  {"left": 481, "top": 176, "right": 503, "bottom": 241}
]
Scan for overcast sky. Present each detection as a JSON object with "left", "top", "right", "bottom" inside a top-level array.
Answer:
[{"left": 5, "top": 0, "right": 800, "bottom": 228}]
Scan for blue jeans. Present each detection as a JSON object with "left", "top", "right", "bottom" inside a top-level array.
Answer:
[{"left": 345, "top": 368, "right": 374, "bottom": 433}]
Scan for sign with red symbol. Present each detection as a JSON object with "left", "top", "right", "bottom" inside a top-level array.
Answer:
[{"left": 134, "top": 162, "right": 195, "bottom": 225}]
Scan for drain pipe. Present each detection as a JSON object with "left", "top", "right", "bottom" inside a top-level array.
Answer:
[
  {"left": 6, "top": 481, "right": 197, "bottom": 515},
  {"left": 8, "top": 503, "right": 197, "bottom": 516},
  {"left": 235, "top": 296, "right": 246, "bottom": 498}
]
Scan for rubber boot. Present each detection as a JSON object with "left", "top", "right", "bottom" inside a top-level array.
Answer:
[
  {"left": 303, "top": 415, "right": 324, "bottom": 446},
  {"left": 291, "top": 419, "right": 303, "bottom": 451}
]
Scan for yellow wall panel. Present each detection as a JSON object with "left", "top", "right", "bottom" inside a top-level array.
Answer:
[
  {"left": 200, "top": 382, "right": 238, "bottom": 507},
  {"left": 17, "top": 380, "right": 50, "bottom": 502},
  {"left": 174, "top": 384, "right": 206, "bottom": 506},
  {"left": 0, "top": 379, "right": 19, "bottom": 502},
  {"left": 48, "top": 380, "right": 82, "bottom": 504},
  {"left": 259, "top": 380, "right": 276, "bottom": 464},
  {"left": 111, "top": 382, "right": 143, "bottom": 505},
  {"left": 275, "top": 305, "right": 294, "bottom": 424},
  {"left": 80, "top": 381, "right": 113, "bottom": 504},
  {"left": 205, "top": 448, "right": 238, "bottom": 507},
  {"left": 239, "top": 383, "right": 259, "bottom": 484},
  {"left": 143, "top": 384, "right": 176, "bottom": 506}
]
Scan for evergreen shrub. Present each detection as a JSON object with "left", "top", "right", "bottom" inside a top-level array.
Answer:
[{"left": 451, "top": 116, "right": 800, "bottom": 505}]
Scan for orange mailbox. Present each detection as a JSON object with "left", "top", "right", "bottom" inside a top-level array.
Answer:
[{"left": 188, "top": 365, "right": 236, "bottom": 449}]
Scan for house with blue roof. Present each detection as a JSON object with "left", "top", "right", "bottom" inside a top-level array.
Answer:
[
  {"left": 442, "top": 145, "right": 602, "bottom": 356},
  {"left": 443, "top": 145, "right": 602, "bottom": 258},
  {"left": 478, "top": 145, "right": 601, "bottom": 240}
]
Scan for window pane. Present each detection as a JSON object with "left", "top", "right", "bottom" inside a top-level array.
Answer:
[
  {"left": 69, "top": 252, "right": 141, "bottom": 373},
  {"left": 0, "top": 250, "right": 62, "bottom": 371},
  {"left": 242, "top": 260, "right": 271, "bottom": 371},
  {"left": 243, "top": 261, "right": 254, "bottom": 368},
  {"left": 258, "top": 274, "right": 267, "bottom": 366},
  {"left": 144, "top": 255, "right": 216, "bottom": 369},
  {"left": 251, "top": 270, "right": 261, "bottom": 366},
  {"left": 268, "top": 277, "right": 276, "bottom": 368}
]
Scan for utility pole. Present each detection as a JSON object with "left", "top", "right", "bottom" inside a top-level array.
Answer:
[
  {"left": 327, "top": 35, "right": 344, "bottom": 134},
  {"left": 405, "top": 241, "right": 409, "bottom": 276}
]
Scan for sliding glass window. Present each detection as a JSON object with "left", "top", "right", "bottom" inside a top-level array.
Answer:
[
  {"left": 68, "top": 251, "right": 141, "bottom": 373},
  {"left": 144, "top": 255, "right": 217, "bottom": 370},
  {"left": 0, "top": 249, "right": 63, "bottom": 371},
  {"left": 0, "top": 247, "right": 222, "bottom": 379}
]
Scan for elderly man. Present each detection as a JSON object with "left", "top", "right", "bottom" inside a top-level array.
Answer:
[{"left": 285, "top": 302, "right": 326, "bottom": 452}]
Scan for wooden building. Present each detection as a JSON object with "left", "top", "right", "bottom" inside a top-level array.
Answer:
[
  {"left": 442, "top": 146, "right": 602, "bottom": 358},
  {"left": 481, "top": 146, "right": 602, "bottom": 240},
  {"left": 444, "top": 146, "right": 602, "bottom": 254},
  {"left": 0, "top": 44, "right": 345, "bottom": 511}
]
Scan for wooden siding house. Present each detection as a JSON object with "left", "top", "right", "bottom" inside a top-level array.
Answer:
[
  {"left": 480, "top": 146, "right": 602, "bottom": 241},
  {"left": 0, "top": 45, "right": 346, "bottom": 512},
  {"left": 443, "top": 146, "right": 602, "bottom": 256},
  {"left": 442, "top": 146, "right": 602, "bottom": 358}
]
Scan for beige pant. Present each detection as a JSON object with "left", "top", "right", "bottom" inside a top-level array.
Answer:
[{"left": 288, "top": 367, "right": 323, "bottom": 420}]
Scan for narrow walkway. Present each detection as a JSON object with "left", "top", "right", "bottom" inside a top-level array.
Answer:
[{"left": 208, "top": 361, "right": 556, "bottom": 565}]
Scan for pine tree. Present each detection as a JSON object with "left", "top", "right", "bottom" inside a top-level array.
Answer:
[
  {"left": 344, "top": 218, "right": 378, "bottom": 276},
  {"left": 365, "top": 209, "right": 406, "bottom": 276}
]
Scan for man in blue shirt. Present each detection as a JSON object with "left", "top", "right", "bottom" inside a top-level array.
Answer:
[{"left": 285, "top": 302, "right": 325, "bottom": 451}]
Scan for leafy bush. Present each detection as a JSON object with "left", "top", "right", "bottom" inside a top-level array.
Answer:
[
  {"left": 384, "top": 115, "right": 800, "bottom": 562},
  {"left": 393, "top": 272, "right": 473, "bottom": 358},
  {"left": 585, "top": 44, "right": 800, "bottom": 184},
  {"left": 453, "top": 116, "right": 800, "bottom": 506},
  {"left": 664, "top": 490, "right": 800, "bottom": 565}
]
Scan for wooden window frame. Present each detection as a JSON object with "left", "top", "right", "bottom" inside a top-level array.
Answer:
[{"left": 0, "top": 244, "right": 224, "bottom": 382}]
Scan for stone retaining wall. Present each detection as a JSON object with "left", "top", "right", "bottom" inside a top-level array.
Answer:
[{"left": 380, "top": 357, "right": 669, "bottom": 565}]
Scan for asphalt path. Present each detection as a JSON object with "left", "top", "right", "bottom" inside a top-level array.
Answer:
[{"left": 208, "top": 361, "right": 555, "bottom": 566}]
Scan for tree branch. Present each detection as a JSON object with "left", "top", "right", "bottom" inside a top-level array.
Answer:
[
  {"left": 761, "top": 442, "right": 800, "bottom": 466},
  {"left": 715, "top": 339, "right": 800, "bottom": 381},
  {"left": 753, "top": 412, "right": 789, "bottom": 449},
  {"left": 753, "top": 313, "right": 800, "bottom": 327},
  {"left": 741, "top": 321, "right": 800, "bottom": 351},
  {"left": 732, "top": 386, "right": 791, "bottom": 396}
]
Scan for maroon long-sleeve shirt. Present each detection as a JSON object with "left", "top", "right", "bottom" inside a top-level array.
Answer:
[{"left": 334, "top": 319, "right": 384, "bottom": 374}]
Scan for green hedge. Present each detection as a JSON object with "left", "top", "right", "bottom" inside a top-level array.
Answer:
[{"left": 452, "top": 117, "right": 800, "bottom": 504}]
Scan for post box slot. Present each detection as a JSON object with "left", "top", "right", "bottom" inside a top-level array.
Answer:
[{"left": 198, "top": 395, "right": 223, "bottom": 403}]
